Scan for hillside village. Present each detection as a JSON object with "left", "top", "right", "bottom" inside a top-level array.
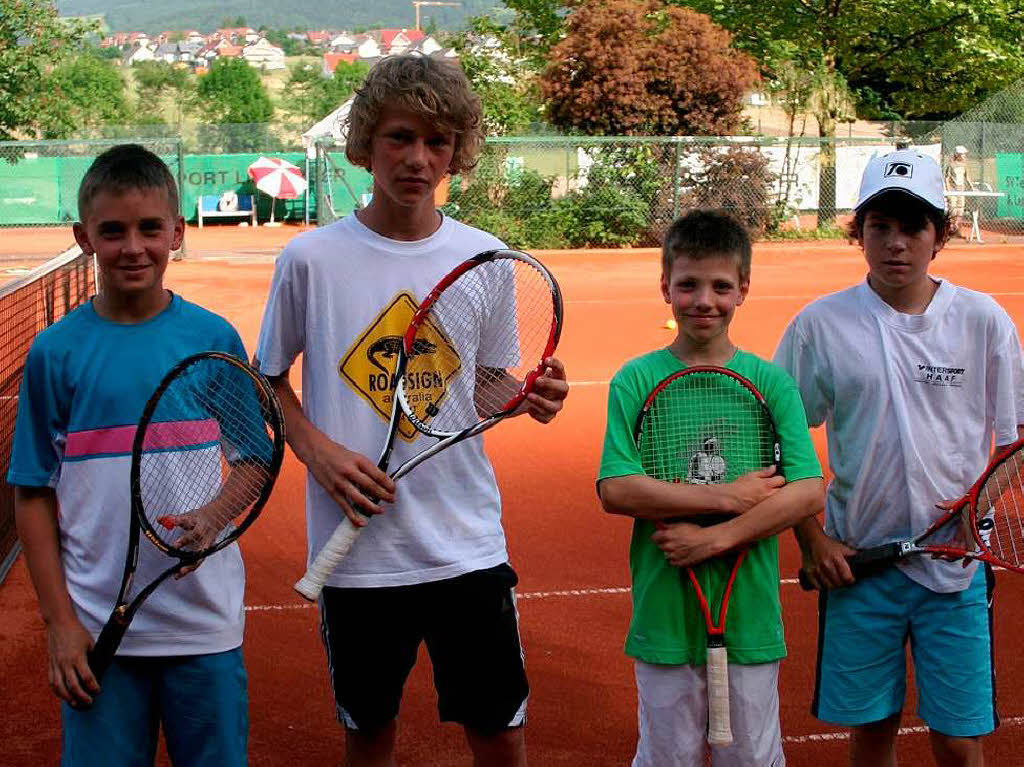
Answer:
[{"left": 100, "top": 27, "right": 454, "bottom": 75}]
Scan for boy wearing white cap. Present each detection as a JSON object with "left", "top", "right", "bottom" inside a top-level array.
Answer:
[
  {"left": 945, "top": 145, "right": 973, "bottom": 236},
  {"left": 775, "top": 149, "right": 1024, "bottom": 766}
]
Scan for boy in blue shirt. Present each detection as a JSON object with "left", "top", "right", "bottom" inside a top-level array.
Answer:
[{"left": 10, "top": 144, "right": 251, "bottom": 766}]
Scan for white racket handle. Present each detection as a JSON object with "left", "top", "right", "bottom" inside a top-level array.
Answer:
[
  {"left": 706, "top": 645, "right": 733, "bottom": 746},
  {"left": 293, "top": 518, "right": 363, "bottom": 601}
]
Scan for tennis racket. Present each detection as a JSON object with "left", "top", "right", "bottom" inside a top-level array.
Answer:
[
  {"left": 293, "top": 248, "right": 563, "bottom": 600},
  {"left": 87, "top": 351, "right": 285, "bottom": 681},
  {"left": 798, "top": 436, "right": 1024, "bottom": 590},
  {"left": 633, "top": 365, "right": 781, "bottom": 746}
]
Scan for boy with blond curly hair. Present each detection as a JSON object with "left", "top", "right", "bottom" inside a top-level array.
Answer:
[{"left": 256, "top": 55, "right": 568, "bottom": 766}]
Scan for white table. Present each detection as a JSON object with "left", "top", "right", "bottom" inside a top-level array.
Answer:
[{"left": 944, "top": 190, "right": 1007, "bottom": 243}]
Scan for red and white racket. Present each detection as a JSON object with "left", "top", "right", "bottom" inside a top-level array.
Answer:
[
  {"left": 294, "top": 249, "right": 563, "bottom": 600},
  {"left": 799, "top": 436, "right": 1024, "bottom": 590},
  {"left": 633, "top": 366, "right": 781, "bottom": 745}
]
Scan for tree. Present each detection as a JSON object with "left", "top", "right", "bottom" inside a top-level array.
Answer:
[
  {"left": 194, "top": 58, "right": 275, "bottom": 151},
  {"left": 282, "top": 60, "right": 369, "bottom": 123},
  {"left": 41, "top": 54, "right": 131, "bottom": 138},
  {"left": 195, "top": 58, "right": 274, "bottom": 125},
  {"left": 540, "top": 0, "right": 758, "bottom": 136},
  {"left": 450, "top": 17, "right": 545, "bottom": 135},
  {"left": 675, "top": 0, "right": 1024, "bottom": 224},
  {"left": 0, "top": 0, "right": 96, "bottom": 139},
  {"left": 132, "top": 61, "right": 195, "bottom": 131}
]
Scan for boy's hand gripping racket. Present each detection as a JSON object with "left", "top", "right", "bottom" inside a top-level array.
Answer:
[
  {"left": 633, "top": 366, "right": 781, "bottom": 746},
  {"left": 87, "top": 351, "right": 285, "bottom": 681},
  {"left": 799, "top": 436, "right": 1024, "bottom": 590},
  {"left": 294, "top": 249, "right": 563, "bottom": 600}
]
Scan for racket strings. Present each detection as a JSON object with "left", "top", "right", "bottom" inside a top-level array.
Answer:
[
  {"left": 406, "top": 256, "right": 556, "bottom": 433},
  {"left": 137, "top": 359, "right": 277, "bottom": 555},
  {"left": 975, "top": 446, "right": 1024, "bottom": 569},
  {"left": 638, "top": 373, "right": 778, "bottom": 485}
]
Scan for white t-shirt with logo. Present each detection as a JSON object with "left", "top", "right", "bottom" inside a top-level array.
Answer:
[
  {"left": 774, "top": 278, "right": 1024, "bottom": 593},
  {"left": 257, "top": 214, "right": 512, "bottom": 588}
]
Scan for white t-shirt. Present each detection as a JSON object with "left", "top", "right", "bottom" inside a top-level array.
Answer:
[
  {"left": 774, "top": 278, "right": 1024, "bottom": 593},
  {"left": 257, "top": 213, "right": 512, "bottom": 588}
]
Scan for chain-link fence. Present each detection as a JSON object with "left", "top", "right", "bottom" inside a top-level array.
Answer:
[
  {"left": 318, "top": 130, "right": 1024, "bottom": 248},
  {"left": 0, "top": 137, "right": 184, "bottom": 227},
  {"left": 7, "top": 120, "right": 1024, "bottom": 243}
]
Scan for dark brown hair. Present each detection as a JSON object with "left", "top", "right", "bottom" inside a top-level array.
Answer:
[
  {"left": 847, "top": 191, "right": 954, "bottom": 245},
  {"left": 662, "top": 210, "right": 752, "bottom": 282},
  {"left": 78, "top": 144, "right": 179, "bottom": 222}
]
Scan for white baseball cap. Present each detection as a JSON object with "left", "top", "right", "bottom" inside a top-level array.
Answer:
[
  {"left": 954, "top": 145, "right": 968, "bottom": 154},
  {"left": 855, "top": 149, "right": 946, "bottom": 213}
]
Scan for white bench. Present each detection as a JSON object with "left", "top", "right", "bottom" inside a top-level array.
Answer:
[{"left": 196, "top": 193, "right": 257, "bottom": 228}]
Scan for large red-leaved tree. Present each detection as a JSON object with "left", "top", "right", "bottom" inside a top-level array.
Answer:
[{"left": 540, "top": 0, "right": 758, "bottom": 136}]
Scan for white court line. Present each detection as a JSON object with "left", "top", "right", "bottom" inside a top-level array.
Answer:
[
  {"left": 245, "top": 588, "right": 1024, "bottom": 744},
  {"left": 784, "top": 717, "right": 1024, "bottom": 744},
  {"left": 244, "top": 574, "right": 996, "bottom": 612}
]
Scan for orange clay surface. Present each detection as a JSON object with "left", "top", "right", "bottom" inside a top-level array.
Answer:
[{"left": 3, "top": 229, "right": 1024, "bottom": 765}]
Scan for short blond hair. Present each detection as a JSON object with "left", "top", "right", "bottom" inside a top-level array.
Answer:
[{"left": 345, "top": 55, "right": 484, "bottom": 175}]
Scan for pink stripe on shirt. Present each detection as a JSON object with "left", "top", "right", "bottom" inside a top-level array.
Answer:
[{"left": 65, "top": 420, "right": 221, "bottom": 458}]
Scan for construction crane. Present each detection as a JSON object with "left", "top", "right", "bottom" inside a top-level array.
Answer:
[{"left": 412, "top": 1, "right": 461, "bottom": 31}]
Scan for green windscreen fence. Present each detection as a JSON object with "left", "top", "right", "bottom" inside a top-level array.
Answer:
[
  {"left": 0, "top": 140, "right": 372, "bottom": 227},
  {"left": 0, "top": 138, "right": 184, "bottom": 226}
]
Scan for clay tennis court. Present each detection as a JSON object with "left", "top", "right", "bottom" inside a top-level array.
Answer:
[{"left": 3, "top": 226, "right": 1024, "bottom": 765}]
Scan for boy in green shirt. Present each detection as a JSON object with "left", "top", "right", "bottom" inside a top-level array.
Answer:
[{"left": 597, "top": 210, "right": 824, "bottom": 766}]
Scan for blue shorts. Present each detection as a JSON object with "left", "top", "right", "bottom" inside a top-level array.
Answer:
[
  {"left": 812, "top": 565, "right": 997, "bottom": 737},
  {"left": 61, "top": 648, "right": 247, "bottom": 767}
]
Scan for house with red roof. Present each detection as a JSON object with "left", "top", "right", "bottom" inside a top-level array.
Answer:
[
  {"left": 376, "top": 28, "right": 425, "bottom": 55},
  {"left": 322, "top": 52, "right": 359, "bottom": 76}
]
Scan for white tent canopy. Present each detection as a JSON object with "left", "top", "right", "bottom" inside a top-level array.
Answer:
[{"left": 302, "top": 97, "right": 354, "bottom": 155}]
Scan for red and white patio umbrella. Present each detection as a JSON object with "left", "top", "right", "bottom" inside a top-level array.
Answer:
[{"left": 246, "top": 156, "right": 308, "bottom": 225}]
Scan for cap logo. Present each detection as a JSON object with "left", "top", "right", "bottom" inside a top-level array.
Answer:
[{"left": 884, "top": 162, "right": 914, "bottom": 178}]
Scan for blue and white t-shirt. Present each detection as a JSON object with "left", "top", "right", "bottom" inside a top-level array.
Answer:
[{"left": 9, "top": 294, "right": 249, "bottom": 656}]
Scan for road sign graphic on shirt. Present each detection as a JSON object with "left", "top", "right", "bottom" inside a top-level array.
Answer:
[{"left": 339, "top": 292, "right": 462, "bottom": 441}]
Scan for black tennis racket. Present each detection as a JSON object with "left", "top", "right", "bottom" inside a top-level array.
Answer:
[
  {"left": 633, "top": 365, "right": 781, "bottom": 746},
  {"left": 294, "top": 248, "right": 563, "bottom": 600},
  {"left": 87, "top": 351, "right": 285, "bottom": 681},
  {"left": 798, "top": 436, "right": 1024, "bottom": 590}
]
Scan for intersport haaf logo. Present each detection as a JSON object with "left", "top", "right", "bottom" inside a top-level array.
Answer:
[
  {"left": 914, "top": 363, "right": 965, "bottom": 387},
  {"left": 339, "top": 292, "right": 462, "bottom": 440}
]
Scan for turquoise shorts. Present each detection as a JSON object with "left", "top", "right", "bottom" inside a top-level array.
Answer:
[
  {"left": 61, "top": 648, "right": 247, "bottom": 766},
  {"left": 812, "top": 565, "right": 997, "bottom": 737}
]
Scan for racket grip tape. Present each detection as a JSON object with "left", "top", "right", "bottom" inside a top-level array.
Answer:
[
  {"left": 294, "top": 518, "right": 364, "bottom": 601},
  {"left": 797, "top": 542, "right": 907, "bottom": 591},
  {"left": 86, "top": 616, "right": 131, "bottom": 682},
  {"left": 705, "top": 644, "right": 733, "bottom": 745}
]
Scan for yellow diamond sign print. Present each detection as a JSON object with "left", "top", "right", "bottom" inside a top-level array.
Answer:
[{"left": 338, "top": 292, "right": 462, "bottom": 441}]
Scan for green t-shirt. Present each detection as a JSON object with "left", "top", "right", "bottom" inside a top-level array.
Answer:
[{"left": 598, "top": 348, "right": 822, "bottom": 665}]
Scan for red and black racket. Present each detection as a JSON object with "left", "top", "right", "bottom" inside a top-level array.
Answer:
[
  {"left": 87, "top": 352, "right": 285, "bottom": 681},
  {"left": 294, "top": 249, "right": 563, "bottom": 600},
  {"left": 799, "top": 436, "right": 1024, "bottom": 590},
  {"left": 633, "top": 365, "right": 781, "bottom": 746}
]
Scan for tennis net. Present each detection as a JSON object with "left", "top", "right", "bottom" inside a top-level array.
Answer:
[{"left": 0, "top": 246, "right": 96, "bottom": 583}]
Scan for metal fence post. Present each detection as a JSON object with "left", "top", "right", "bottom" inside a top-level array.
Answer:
[{"left": 672, "top": 138, "right": 680, "bottom": 220}]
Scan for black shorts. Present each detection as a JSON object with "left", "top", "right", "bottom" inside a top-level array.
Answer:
[{"left": 319, "top": 563, "right": 529, "bottom": 734}]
